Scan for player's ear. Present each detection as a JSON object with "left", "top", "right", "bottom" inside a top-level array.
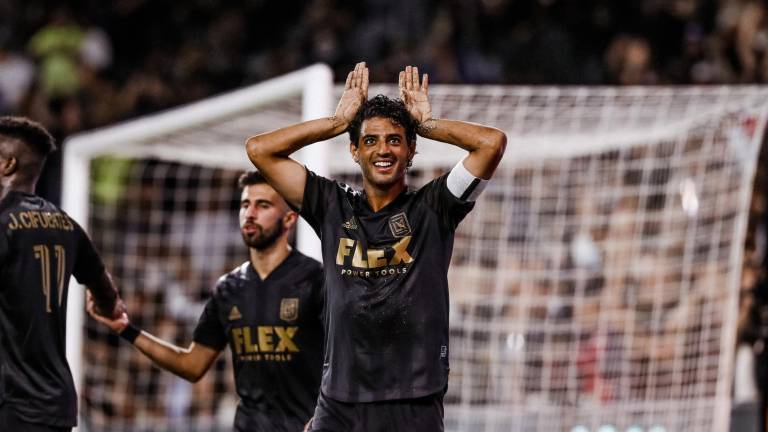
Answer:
[
  {"left": 283, "top": 210, "right": 298, "bottom": 230},
  {"left": 0, "top": 156, "right": 17, "bottom": 176},
  {"left": 349, "top": 142, "right": 359, "bottom": 164}
]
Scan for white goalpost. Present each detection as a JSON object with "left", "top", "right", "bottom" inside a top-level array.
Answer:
[
  {"left": 63, "top": 67, "right": 768, "bottom": 432},
  {"left": 62, "top": 64, "right": 332, "bottom": 431}
]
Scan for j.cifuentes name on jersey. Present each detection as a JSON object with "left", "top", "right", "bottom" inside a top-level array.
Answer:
[
  {"left": 231, "top": 326, "right": 299, "bottom": 362},
  {"left": 7, "top": 211, "right": 74, "bottom": 231},
  {"left": 336, "top": 236, "right": 414, "bottom": 278}
]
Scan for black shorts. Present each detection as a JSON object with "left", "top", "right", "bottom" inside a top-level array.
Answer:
[
  {"left": 309, "top": 391, "right": 445, "bottom": 432},
  {"left": 0, "top": 403, "right": 71, "bottom": 432}
]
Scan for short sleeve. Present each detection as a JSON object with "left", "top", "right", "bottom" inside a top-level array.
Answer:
[
  {"left": 299, "top": 168, "right": 337, "bottom": 237},
  {"left": 421, "top": 173, "right": 475, "bottom": 232},
  {"left": 192, "top": 296, "right": 228, "bottom": 351},
  {"left": 72, "top": 223, "right": 106, "bottom": 285}
]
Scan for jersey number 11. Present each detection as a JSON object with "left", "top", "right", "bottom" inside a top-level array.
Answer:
[{"left": 33, "top": 244, "right": 66, "bottom": 313}]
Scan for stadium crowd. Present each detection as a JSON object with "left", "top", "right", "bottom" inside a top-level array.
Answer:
[{"left": 2, "top": 0, "right": 768, "bottom": 431}]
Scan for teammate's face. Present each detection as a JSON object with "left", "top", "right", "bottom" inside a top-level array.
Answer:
[
  {"left": 239, "top": 184, "right": 295, "bottom": 250},
  {"left": 350, "top": 117, "right": 414, "bottom": 190}
]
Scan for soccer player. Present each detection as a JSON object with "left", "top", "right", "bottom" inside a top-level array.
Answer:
[
  {"left": 0, "top": 116, "right": 124, "bottom": 432},
  {"left": 87, "top": 170, "right": 325, "bottom": 432},
  {"left": 246, "top": 62, "right": 506, "bottom": 431}
]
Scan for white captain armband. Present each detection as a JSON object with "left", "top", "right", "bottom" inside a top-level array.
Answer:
[{"left": 446, "top": 159, "right": 488, "bottom": 202}]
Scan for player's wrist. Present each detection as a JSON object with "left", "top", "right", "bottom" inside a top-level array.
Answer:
[
  {"left": 416, "top": 118, "right": 437, "bottom": 136},
  {"left": 119, "top": 323, "right": 141, "bottom": 344},
  {"left": 328, "top": 115, "right": 349, "bottom": 134}
]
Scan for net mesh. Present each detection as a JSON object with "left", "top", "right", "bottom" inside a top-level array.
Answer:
[{"left": 77, "top": 84, "right": 768, "bottom": 432}]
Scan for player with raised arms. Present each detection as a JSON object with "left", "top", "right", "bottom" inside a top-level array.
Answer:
[
  {"left": 246, "top": 62, "right": 506, "bottom": 431},
  {"left": 0, "top": 116, "right": 125, "bottom": 432},
  {"left": 87, "top": 171, "right": 325, "bottom": 432}
]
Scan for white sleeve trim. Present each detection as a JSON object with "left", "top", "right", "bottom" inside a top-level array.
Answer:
[{"left": 446, "top": 158, "right": 488, "bottom": 202}]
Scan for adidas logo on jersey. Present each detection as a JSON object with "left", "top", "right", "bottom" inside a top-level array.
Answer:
[
  {"left": 342, "top": 217, "right": 358, "bottom": 230},
  {"left": 228, "top": 306, "right": 243, "bottom": 321}
]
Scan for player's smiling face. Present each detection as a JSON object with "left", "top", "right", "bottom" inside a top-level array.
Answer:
[
  {"left": 351, "top": 116, "right": 414, "bottom": 191},
  {"left": 239, "top": 184, "right": 294, "bottom": 250}
]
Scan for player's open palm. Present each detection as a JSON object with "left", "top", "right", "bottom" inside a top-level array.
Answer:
[
  {"left": 335, "top": 62, "right": 368, "bottom": 124},
  {"left": 86, "top": 291, "right": 130, "bottom": 333},
  {"left": 399, "top": 65, "right": 432, "bottom": 124}
]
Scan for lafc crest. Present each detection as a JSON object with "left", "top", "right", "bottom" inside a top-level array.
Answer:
[
  {"left": 389, "top": 212, "right": 412, "bottom": 237},
  {"left": 280, "top": 298, "right": 299, "bottom": 321}
]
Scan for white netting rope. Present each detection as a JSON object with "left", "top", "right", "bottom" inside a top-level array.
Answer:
[{"left": 74, "top": 85, "right": 768, "bottom": 432}]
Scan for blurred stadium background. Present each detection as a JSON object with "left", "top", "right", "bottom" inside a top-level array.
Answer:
[{"left": 2, "top": 1, "right": 768, "bottom": 431}]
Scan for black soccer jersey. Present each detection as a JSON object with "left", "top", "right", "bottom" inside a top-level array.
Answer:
[
  {"left": 0, "top": 191, "right": 107, "bottom": 427},
  {"left": 299, "top": 169, "right": 474, "bottom": 403},
  {"left": 193, "top": 249, "right": 324, "bottom": 432}
]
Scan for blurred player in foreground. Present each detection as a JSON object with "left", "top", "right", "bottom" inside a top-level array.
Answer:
[
  {"left": 0, "top": 116, "right": 124, "bottom": 432},
  {"left": 88, "top": 171, "right": 325, "bottom": 432},
  {"left": 246, "top": 62, "right": 506, "bottom": 431}
]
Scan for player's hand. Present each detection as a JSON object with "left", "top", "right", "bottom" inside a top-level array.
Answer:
[
  {"left": 334, "top": 62, "right": 368, "bottom": 126},
  {"left": 86, "top": 291, "right": 130, "bottom": 334},
  {"left": 398, "top": 65, "right": 432, "bottom": 125}
]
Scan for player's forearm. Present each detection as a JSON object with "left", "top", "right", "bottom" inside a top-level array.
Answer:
[
  {"left": 87, "top": 271, "right": 120, "bottom": 317},
  {"left": 132, "top": 332, "right": 205, "bottom": 382},
  {"left": 417, "top": 118, "right": 506, "bottom": 179},
  {"left": 246, "top": 116, "right": 347, "bottom": 164}
]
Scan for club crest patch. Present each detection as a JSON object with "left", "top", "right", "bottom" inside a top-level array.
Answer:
[
  {"left": 280, "top": 298, "right": 299, "bottom": 321},
  {"left": 388, "top": 212, "right": 412, "bottom": 238}
]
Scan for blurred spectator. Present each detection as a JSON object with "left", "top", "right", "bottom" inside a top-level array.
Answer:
[
  {"left": 27, "top": 6, "right": 85, "bottom": 100},
  {"left": 0, "top": 41, "right": 34, "bottom": 114}
]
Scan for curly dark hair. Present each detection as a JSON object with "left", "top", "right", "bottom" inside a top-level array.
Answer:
[
  {"left": 0, "top": 116, "right": 57, "bottom": 157},
  {"left": 347, "top": 95, "right": 417, "bottom": 147},
  {"left": 237, "top": 170, "right": 268, "bottom": 188}
]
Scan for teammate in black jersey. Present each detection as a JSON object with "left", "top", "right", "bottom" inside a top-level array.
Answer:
[
  {"left": 87, "top": 171, "right": 324, "bottom": 432},
  {"left": 246, "top": 62, "right": 506, "bottom": 431},
  {"left": 0, "top": 116, "right": 124, "bottom": 432}
]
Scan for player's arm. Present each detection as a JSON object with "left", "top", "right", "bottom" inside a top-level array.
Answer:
[
  {"left": 398, "top": 65, "right": 507, "bottom": 180},
  {"left": 86, "top": 271, "right": 125, "bottom": 319},
  {"left": 245, "top": 61, "right": 369, "bottom": 209},
  {"left": 86, "top": 292, "right": 219, "bottom": 383}
]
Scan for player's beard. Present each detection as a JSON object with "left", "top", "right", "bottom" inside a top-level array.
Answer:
[{"left": 241, "top": 219, "right": 285, "bottom": 250}]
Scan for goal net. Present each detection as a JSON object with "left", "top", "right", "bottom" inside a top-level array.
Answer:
[{"left": 64, "top": 73, "right": 768, "bottom": 432}]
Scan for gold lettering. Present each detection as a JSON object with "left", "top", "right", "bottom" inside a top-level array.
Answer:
[
  {"left": 8, "top": 213, "right": 19, "bottom": 230},
  {"left": 336, "top": 238, "right": 355, "bottom": 265},
  {"left": 366, "top": 248, "right": 387, "bottom": 268},
  {"left": 63, "top": 214, "right": 74, "bottom": 231},
  {"left": 38, "top": 212, "right": 50, "bottom": 228},
  {"left": 352, "top": 242, "right": 368, "bottom": 268},
  {"left": 29, "top": 212, "right": 41, "bottom": 228},
  {"left": 232, "top": 328, "right": 244, "bottom": 354},
  {"left": 258, "top": 326, "right": 274, "bottom": 352},
  {"left": 243, "top": 327, "right": 259, "bottom": 353},
  {"left": 19, "top": 212, "right": 31, "bottom": 228},
  {"left": 274, "top": 327, "right": 299, "bottom": 352},
  {"left": 389, "top": 236, "right": 414, "bottom": 265}
]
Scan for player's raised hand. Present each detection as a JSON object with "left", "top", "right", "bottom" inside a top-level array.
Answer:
[
  {"left": 87, "top": 290, "right": 130, "bottom": 333},
  {"left": 398, "top": 65, "right": 432, "bottom": 125},
  {"left": 335, "top": 62, "right": 368, "bottom": 125}
]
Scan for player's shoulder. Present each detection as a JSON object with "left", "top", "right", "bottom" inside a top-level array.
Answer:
[
  {"left": 290, "top": 249, "right": 322, "bottom": 272},
  {"left": 212, "top": 262, "right": 250, "bottom": 293}
]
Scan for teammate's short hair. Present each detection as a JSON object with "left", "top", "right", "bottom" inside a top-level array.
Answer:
[
  {"left": 0, "top": 116, "right": 57, "bottom": 158},
  {"left": 238, "top": 170, "right": 268, "bottom": 188},
  {"left": 348, "top": 95, "right": 417, "bottom": 147}
]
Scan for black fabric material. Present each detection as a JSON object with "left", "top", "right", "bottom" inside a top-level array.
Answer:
[
  {"left": 192, "top": 250, "right": 325, "bottom": 431},
  {"left": 300, "top": 169, "right": 473, "bottom": 402},
  {"left": 119, "top": 323, "right": 140, "bottom": 344},
  {"left": 0, "top": 403, "right": 71, "bottom": 432},
  {"left": 310, "top": 390, "right": 445, "bottom": 432},
  {"left": 0, "top": 191, "right": 108, "bottom": 427}
]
